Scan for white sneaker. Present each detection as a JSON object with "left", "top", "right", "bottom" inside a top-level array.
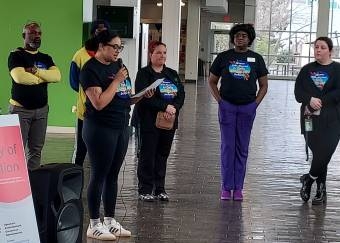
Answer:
[
  {"left": 104, "top": 219, "right": 131, "bottom": 237},
  {"left": 86, "top": 223, "right": 116, "bottom": 241}
]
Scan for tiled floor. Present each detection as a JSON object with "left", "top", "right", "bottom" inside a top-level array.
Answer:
[{"left": 80, "top": 79, "right": 340, "bottom": 243}]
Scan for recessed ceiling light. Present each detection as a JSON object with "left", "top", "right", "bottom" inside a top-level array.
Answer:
[{"left": 156, "top": 1, "right": 185, "bottom": 7}]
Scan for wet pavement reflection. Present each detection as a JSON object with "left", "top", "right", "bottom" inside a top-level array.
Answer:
[{"left": 83, "top": 79, "right": 340, "bottom": 242}]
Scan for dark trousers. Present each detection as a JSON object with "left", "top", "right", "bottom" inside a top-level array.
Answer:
[
  {"left": 83, "top": 119, "right": 129, "bottom": 219},
  {"left": 306, "top": 127, "right": 340, "bottom": 183},
  {"left": 137, "top": 129, "right": 175, "bottom": 195},
  {"left": 72, "top": 119, "right": 87, "bottom": 166},
  {"left": 9, "top": 104, "right": 48, "bottom": 170}
]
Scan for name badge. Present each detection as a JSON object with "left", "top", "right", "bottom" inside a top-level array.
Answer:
[
  {"left": 247, "top": 57, "right": 255, "bottom": 62},
  {"left": 305, "top": 118, "right": 313, "bottom": 132}
]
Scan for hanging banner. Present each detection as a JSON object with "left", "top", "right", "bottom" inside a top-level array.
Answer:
[{"left": 0, "top": 114, "right": 40, "bottom": 243}]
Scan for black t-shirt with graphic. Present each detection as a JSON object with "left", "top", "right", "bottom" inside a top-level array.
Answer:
[
  {"left": 297, "top": 61, "right": 336, "bottom": 93},
  {"left": 80, "top": 58, "right": 132, "bottom": 128},
  {"left": 134, "top": 65, "right": 185, "bottom": 131},
  {"left": 8, "top": 48, "right": 55, "bottom": 109},
  {"left": 310, "top": 69, "right": 329, "bottom": 90},
  {"left": 295, "top": 61, "right": 340, "bottom": 133},
  {"left": 210, "top": 49, "right": 268, "bottom": 105},
  {"left": 154, "top": 73, "right": 178, "bottom": 101}
]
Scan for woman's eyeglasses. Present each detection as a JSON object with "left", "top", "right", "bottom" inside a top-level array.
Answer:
[
  {"left": 234, "top": 33, "right": 248, "bottom": 39},
  {"left": 105, "top": 43, "right": 124, "bottom": 52}
]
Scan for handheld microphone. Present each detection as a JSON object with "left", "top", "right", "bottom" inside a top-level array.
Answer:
[
  {"left": 117, "top": 58, "right": 123, "bottom": 68},
  {"left": 118, "top": 58, "right": 129, "bottom": 79}
]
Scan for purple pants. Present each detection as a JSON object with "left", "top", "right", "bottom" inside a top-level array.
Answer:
[{"left": 218, "top": 100, "right": 257, "bottom": 191}]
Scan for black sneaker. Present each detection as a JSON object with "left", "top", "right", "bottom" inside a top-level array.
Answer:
[
  {"left": 312, "top": 182, "right": 327, "bottom": 205},
  {"left": 156, "top": 192, "right": 169, "bottom": 201},
  {"left": 138, "top": 194, "right": 155, "bottom": 202}
]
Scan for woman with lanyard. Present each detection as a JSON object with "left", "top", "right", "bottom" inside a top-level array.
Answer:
[{"left": 295, "top": 36, "right": 340, "bottom": 205}]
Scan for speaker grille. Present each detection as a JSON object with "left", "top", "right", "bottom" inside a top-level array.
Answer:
[
  {"left": 57, "top": 226, "right": 80, "bottom": 243},
  {"left": 61, "top": 172, "right": 82, "bottom": 202},
  {"left": 57, "top": 202, "right": 81, "bottom": 243},
  {"left": 30, "top": 163, "right": 83, "bottom": 243}
]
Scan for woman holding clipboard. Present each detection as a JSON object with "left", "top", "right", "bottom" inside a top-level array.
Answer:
[{"left": 135, "top": 41, "right": 185, "bottom": 202}]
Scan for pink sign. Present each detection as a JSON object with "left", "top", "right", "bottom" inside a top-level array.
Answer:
[
  {"left": 0, "top": 126, "right": 31, "bottom": 202},
  {"left": 0, "top": 114, "right": 40, "bottom": 243}
]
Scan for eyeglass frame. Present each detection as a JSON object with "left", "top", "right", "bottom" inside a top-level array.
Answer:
[
  {"left": 234, "top": 33, "right": 249, "bottom": 39},
  {"left": 105, "top": 43, "right": 124, "bottom": 52}
]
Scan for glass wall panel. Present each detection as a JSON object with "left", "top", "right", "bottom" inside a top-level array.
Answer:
[
  {"left": 310, "top": 0, "right": 319, "bottom": 32},
  {"left": 269, "top": 0, "right": 292, "bottom": 31},
  {"left": 268, "top": 31, "right": 291, "bottom": 57},
  {"left": 255, "top": 1, "right": 270, "bottom": 31},
  {"left": 255, "top": 0, "right": 319, "bottom": 77},
  {"left": 291, "top": 0, "right": 318, "bottom": 32},
  {"left": 292, "top": 32, "right": 314, "bottom": 66},
  {"left": 213, "top": 33, "right": 229, "bottom": 53},
  {"left": 255, "top": 31, "right": 270, "bottom": 57},
  {"left": 329, "top": 0, "right": 340, "bottom": 34},
  {"left": 329, "top": 0, "right": 340, "bottom": 62}
]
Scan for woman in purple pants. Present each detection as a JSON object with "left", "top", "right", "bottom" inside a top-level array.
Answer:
[{"left": 208, "top": 24, "right": 268, "bottom": 201}]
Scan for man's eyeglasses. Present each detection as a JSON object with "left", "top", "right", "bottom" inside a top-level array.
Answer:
[{"left": 105, "top": 43, "right": 124, "bottom": 52}]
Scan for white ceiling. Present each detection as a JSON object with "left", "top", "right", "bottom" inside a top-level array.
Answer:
[
  {"left": 141, "top": 0, "right": 188, "bottom": 4},
  {"left": 141, "top": 0, "right": 244, "bottom": 14}
]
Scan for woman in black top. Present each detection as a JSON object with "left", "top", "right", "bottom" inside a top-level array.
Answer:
[
  {"left": 208, "top": 24, "right": 268, "bottom": 201},
  {"left": 80, "top": 30, "right": 153, "bottom": 240},
  {"left": 135, "top": 41, "right": 185, "bottom": 201},
  {"left": 295, "top": 36, "right": 340, "bottom": 205}
]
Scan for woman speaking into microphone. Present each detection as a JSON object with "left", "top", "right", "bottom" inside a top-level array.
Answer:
[{"left": 80, "top": 30, "right": 153, "bottom": 241}]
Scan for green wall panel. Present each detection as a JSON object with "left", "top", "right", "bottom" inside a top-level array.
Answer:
[{"left": 0, "top": 0, "right": 83, "bottom": 127}]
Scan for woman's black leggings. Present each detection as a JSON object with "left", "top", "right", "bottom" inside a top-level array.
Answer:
[
  {"left": 306, "top": 127, "right": 340, "bottom": 183},
  {"left": 73, "top": 118, "right": 87, "bottom": 166},
  {"left": 83, "top": 119, "right": 129, "bottom": 219}
]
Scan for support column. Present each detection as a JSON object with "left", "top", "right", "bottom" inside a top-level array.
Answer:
[
  {"left": 244, "top": 0, "right": 256, "bottom": 24},
  {"left": 185, "top": 0, "right": 200, "bottom": 82},
  {"left": 83, "top": 0, "right": 93, "bottom": 22},
  {"left": 109, "top": 0, "right": 140, "bottom": 82},
  {"left": 162, "top": 0, "right": 181, "bottom": 71},
  {"left": 244, "top": 0, "right": 256, "bottom": 51},
  {"left": 317, "top": 0, "right": 329, "bottom": 37}
]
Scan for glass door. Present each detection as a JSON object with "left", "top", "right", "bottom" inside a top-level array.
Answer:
[{"left": 211, "top": 30, "right": 230, "bottom": 62}]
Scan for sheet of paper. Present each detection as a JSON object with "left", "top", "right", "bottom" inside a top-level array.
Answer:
[{"left": 131, "top": 78, "right": 164, "bottom": 98}]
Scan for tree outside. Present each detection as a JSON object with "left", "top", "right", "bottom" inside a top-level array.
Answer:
[{"left": 255, "top": 0, "right": 318, "bottom": 76}]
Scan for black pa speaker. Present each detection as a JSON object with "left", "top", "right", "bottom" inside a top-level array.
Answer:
[{"left": 29, "top": 163, "right": 84, "bottom": 243}]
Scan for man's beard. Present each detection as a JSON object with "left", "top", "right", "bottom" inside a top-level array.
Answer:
[{"left": 29, "top": 40, "right": 41, "bottom": 49}]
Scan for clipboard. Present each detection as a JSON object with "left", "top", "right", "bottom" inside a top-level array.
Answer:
[{"left": 131, "top": 78, "right": 164, "bottom": 98}]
